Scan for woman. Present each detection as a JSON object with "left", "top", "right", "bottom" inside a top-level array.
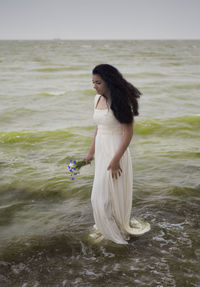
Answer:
[{"left": 84, "top": 64, "right": 150, "bottom": 245}]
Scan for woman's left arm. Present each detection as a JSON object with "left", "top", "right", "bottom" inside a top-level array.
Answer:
[{"left": 107, "top": 121, "right": 134, "bottom": 178}]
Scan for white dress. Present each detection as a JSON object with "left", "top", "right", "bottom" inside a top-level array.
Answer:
[{"left": 90, "top": 94, "right": 150, "bottom": 245}]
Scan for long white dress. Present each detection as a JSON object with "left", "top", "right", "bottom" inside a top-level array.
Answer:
[{"left": 90, "top": 94, "right": 150, "bottom": 245}]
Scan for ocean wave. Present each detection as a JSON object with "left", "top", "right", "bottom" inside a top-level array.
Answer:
[
  {"left": 32, "top": 67, "right": 69, "bottom": 72},
  {"left": 32, "top": 65, "right": 88, "bottom": 72},
  {"left": 38, "top": 91, "right": 67, "bottom": 97},
  {"left": 135, "top": 115, "right": 200, "bottom": 136},
  {"left": 0, "top": 107, "right": 39, "bottom": 120},
  {"left": 161, "top": 150, "right": 200, "bottom": 159},
  {"left": 0, "top": 115, "right": 199, "bottom": 145},
  {"left": 167, "top": 185, "right": 200, "bottom": 202},
  {"left": 32, "top": 56, "right": 44, "bottom": 62},
  {"left": 0, "top": 202, "right": 25, "bottom": 225},
  {"left": 137, "top": 51, "right": 166, "bottom": 57},
  {"left": 172, "top": 83, "right": 200, "bottom": 89},
  {"left": 76, "top": 89, "right": 94, "bottom": 96},
  {"left": 0, "top": 129, "right": 75, "bottom": 144},
  {"left": 125, "top": 72, "right": 167, "bottom": 78},
  {"left": 37, "top": 89, "right": 94, "bottom": 98},
  {"left": 166, "top": 62, "right": 182, "bottom": 66}
]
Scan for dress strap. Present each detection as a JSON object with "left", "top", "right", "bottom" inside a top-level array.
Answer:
[{"left": 94, "top": 94, "right": 101, "bottom": 109}]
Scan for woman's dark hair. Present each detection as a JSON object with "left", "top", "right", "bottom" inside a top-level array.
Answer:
[{"left": 92, "top": 64, "right": 142, "bottom": 124}]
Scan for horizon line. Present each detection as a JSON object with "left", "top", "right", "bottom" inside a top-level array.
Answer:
[{"left": 0, "top": 38, "right": 200, "bottom": 41}]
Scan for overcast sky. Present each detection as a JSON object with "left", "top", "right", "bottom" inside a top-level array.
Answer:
[{"left": 0, "top": 0, "right": 200, "bottom": 40}]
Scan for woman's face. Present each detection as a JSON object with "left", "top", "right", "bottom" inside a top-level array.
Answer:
[{"left": 92, "top": 74, "right": 109, "bottom": 96}]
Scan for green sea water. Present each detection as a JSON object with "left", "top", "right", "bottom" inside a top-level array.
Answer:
[{"left": 0, "top": 40, "right": 200, "bottom": 287}]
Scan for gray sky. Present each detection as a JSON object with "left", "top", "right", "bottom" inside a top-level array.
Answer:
[{"left": 0, "top": 0, "right": 200, "bottom": 40}]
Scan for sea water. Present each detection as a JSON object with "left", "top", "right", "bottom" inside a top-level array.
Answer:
[{"left": 0, "top": 40, "right": 200, "bottom": 286}]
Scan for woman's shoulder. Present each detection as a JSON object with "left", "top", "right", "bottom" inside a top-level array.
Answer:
[
  {"left": 95, "top": 94, "right": 101, "bottom": 101},
  {"left": 94, "top": 94, "right": 101, "bottom": 108}
]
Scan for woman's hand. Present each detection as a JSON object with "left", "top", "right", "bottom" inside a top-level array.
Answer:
[
  {"left": 107, "top": 159, "right": 122, "bottom": 179},
  {"left": 84, "top": 153, "right": 94, "bottom": 165}
]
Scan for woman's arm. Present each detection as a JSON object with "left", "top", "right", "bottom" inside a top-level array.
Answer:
[
  {"left": 84, "top": 127, "right": 98, "bottom": 164},
  {"left": 107, "top": 121, "right": 133, "bottom": 179},
  {"left": 113, "top": 121, "right": 133, "bottom": 162}
]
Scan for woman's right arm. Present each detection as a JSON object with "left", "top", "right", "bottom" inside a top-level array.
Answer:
[{"left": 84, "top": 128, "right": 98, "bottom": 164}]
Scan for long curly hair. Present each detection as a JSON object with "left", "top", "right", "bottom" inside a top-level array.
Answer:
[{"left": 92, "top": 64, "right": 142, "bottom": 124}]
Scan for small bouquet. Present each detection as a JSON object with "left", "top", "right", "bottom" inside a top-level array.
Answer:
[{"left": 67, "top": 158, "right": 93, "bottom": 180}]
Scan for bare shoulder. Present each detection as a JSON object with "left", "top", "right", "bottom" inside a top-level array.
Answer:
[{"left": 94, "top": 94, "right": 101, "bottom": 106}]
